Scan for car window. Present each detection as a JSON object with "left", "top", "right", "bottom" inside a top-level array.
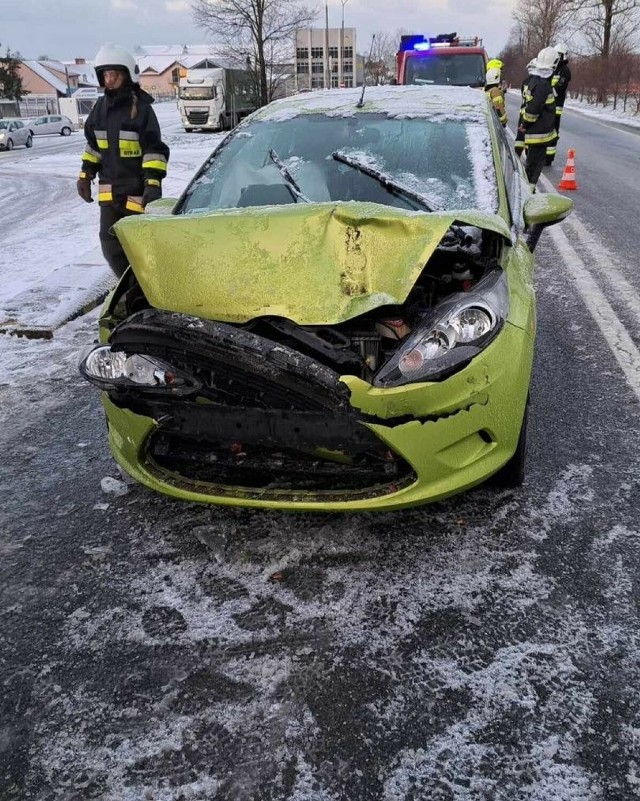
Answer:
[
  {"left": 405, "top": 54, "right": 486, "bottom": 88},
  {"left": 52, "top": 116, "right": 61, "bottom": 122},
  {"left": 0, "top": 122, "right": 7, "bottom": 130},
  {"left": 181, "top": 112, "right": 498, "bottom": 214},
  {"left": 14, "top": 121, "right": 23, "bottom": 129}
]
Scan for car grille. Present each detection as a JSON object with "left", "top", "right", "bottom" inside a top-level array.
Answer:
[
  {"left": 186, "top": 111, "right": 209, "bottom": 125},
  {"left": 145, "top": 430, "right": 416, "bottom": 498}
]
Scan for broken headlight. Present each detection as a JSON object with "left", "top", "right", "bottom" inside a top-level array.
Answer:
[
  {"left": 79, "top": 345, "right": 200, "bottom": 395},
  {"left": 373, "top": 269, "right": 509, "bottom": 387}
]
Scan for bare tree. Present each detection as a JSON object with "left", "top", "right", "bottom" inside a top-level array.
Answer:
[
  {"left": 192, "top": 0, "right": 318, "bottom": 106},
  {"left": 511, "top": 0, "right": 574, "bottom": 53},
  {"left": 568, "top": 0, "right": 640, "bottom": 58},
  {"left": 364, "top": 31, "right": 396, "bottom": 84}
]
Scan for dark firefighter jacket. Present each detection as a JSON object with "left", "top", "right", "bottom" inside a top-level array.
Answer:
[
  {"left": 80, "top": 85, "right": 169, "bottom": 212},
  {"left": 521, "top": 74, "right": 556, "bottom": 146},
  {"left": 552, "top": 60, "right": 572, "bottom": 114}
]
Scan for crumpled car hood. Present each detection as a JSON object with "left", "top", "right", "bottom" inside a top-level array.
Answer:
[{"left": 115, "top": 202, "right": 510, "bottom": 325}]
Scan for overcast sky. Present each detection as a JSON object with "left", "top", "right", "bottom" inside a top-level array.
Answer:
[{"left": 4, "top": 0, "right": 517, "bottom": 62}]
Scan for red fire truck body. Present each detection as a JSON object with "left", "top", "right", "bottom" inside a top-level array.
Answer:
[{"left": 396, "top": 33, "right": 488, "bottom": 88}]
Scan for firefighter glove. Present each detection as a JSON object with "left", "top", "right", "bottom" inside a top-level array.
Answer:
[
  {"left": 142, "top": 181, "right": 162, "bottom": 208},
  {"left": 77, "top": 176, "right": 93, "bottom": 203}
]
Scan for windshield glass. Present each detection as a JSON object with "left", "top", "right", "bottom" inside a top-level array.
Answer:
[
  {"left": 405, "top": 54, "right": 486, "bottom": 88},
  {"left": 0, "top": 122, "right": 8, "bottom": 130},
  {"left": 180, "top": 112, "right": 497, "bottom": 214},
  {"left": 179, "top": 86, "right": 216, "bottom": 100}
]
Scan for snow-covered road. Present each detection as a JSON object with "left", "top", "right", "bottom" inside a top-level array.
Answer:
[{"left": 2, "top": 101, "right": 640, "bottom": 801}]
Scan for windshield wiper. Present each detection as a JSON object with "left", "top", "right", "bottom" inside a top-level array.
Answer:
[
  {"left": 268, "top": 148, "right": 310, "bottom": 203},
  {"left": 332, "top": 151, "right": 440, "bottom": 212}
]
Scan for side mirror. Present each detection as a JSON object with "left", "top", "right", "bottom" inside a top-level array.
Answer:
[{"left": 524, "top": 193, "right": 573, "bottom": 251}]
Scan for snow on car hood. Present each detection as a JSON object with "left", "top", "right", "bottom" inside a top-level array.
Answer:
[{"left": 115, "top": 202, "right": 510, "bottom": 325}]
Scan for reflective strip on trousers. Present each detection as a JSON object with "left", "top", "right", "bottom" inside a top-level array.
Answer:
[
  {"left": 98, "top": 183, "right": 113, "bottom": 202},
  {"left": 126, "top": 196, "right": 145, "bottom": 213}
]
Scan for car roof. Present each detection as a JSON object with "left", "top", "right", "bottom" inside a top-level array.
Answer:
[{"left": 250, "top": 85, "right": 491, "bottom": 124}]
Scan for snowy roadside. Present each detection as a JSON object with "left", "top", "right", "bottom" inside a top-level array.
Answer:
[{"left": 0, "top": 102, "right": 221, "bottom": 397}]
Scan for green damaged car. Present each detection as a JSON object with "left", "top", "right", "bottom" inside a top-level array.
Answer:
[{"left": 79, "top": 86, "right": 572, "bottom": 511}]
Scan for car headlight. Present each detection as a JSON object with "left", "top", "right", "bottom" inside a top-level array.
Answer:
[
  {"left": 373, "top": 269, "right": 509, "bottom": 387},
  {"left": 0, "top": 133, "right": 5, "bottom": 141},
  {"left": 78, "top": 345, "right": 201, "bottom": 395}
]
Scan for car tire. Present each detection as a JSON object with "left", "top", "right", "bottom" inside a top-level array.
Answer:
[
  {"left": 25, "top": 135, "right": 33, "bottom": 148},
  {"left": 219, "top": 115, "right": 226, "bottom": 131},
  {"left": 184, "top": 127, "right": 194, "bottom": 133},
  {"left": 61, "top": 127, "right": 71, "bottom": 136},
  {"left": 6, "top": 139, "right": 13, "bottom": 151},
  {"left": 490, "top": 398, "right": 529, "bottom": 488}
]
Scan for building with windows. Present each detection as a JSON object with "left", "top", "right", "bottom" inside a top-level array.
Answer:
[{"left": 295, "top": 27, "right": 357, "bottom": 90}]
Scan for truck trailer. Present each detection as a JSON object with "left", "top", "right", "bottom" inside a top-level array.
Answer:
[{"left": 178, "top": 68, "right": 258, "bottom": 133}]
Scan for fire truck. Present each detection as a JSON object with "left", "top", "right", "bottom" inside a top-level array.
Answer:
[{"left": 396, "top": 33, "right": 488, "bottom": 88}]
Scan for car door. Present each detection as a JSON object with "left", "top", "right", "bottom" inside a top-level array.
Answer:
[
  {"left": 14, "top": 121, "right": 28, "bottom": 145},
  {"left": 30, "top": 116, "right": 46, "bottom": 135},
  {"left": 49, "top": 115, "right": 63, "bottom": 134}
]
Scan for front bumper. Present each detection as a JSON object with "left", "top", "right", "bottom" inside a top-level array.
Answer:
[{"left": 100, "top": 316, "right": 533, "bottom": 512}]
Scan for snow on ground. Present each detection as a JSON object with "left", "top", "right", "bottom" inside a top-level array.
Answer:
[{"left": 0, "top": 102, "right": 222, "bottom": 395}]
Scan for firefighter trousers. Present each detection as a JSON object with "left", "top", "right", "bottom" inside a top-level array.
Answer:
[
  {"left": 99, "top": 202, "right": 141, "bottom": 279},
  {"left": 525, "top": 144, "right": 548, "bottom": 187}
]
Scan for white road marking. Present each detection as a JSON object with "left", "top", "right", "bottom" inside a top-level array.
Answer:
[{"left": 536, "top": 174, "right": 640, "bottom": 401}]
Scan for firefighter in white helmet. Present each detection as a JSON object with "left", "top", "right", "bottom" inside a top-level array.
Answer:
[
  {"left": 519, "top": 46, "right": 558, "bottom": 187},
  {"left": 77, "top": 44, "right": 170, "bottom": 277},
  {"left": 484, "top": 66, "right": 507, "bottom": 126},
  {"left": 546, "top": 42, "right": 572, "bottom": 165},
  {"left": 514, "top": 58, "right": 537, "bottom": 156}
]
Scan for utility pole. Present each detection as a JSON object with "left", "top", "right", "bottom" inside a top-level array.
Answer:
[
  {"left": 324, "top": 1, "right": 330, "bottom": 89},
  {"left": 339, "top": 0, "right": 348, "bottom": 88}
]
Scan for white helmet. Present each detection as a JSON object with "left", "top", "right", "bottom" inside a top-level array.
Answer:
[
  {"left": 555, "top": 42, "right": 569, "bottom": 58},
  {"left": 527, "top": 58, "right": 537, "bottom": 71},
  {"left": 536, "top": 46, "right": 560, "bottom": 71},
  {"left": 485, "top": 67, "right": 501, "bottom": 86},
  {"left": 94, "top": 43, "right": 140, "bottom": 85}
]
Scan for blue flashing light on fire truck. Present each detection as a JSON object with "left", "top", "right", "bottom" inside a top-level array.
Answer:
[{"left": 396, "top": 33, "right": 488, "bottom": 88}]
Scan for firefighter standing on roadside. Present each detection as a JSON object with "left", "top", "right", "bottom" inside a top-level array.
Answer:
[
  {"left": 485, "top": 66, "right": 507, "bottom": 126},
  {"left": 519, "top": 46, "right": 558, "bottom": 188},
  {"left": 546, "top": 42, "right": 572, "bottom": 165},
  {"left": 77, "top": 44, "right": 170, "bottom": 278},
  {"left": 514, "top": 58, "right": 538, "bottom": 157}
]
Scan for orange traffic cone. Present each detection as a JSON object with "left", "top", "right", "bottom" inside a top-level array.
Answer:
[{"left": 558, "top": 149, "right": 578, "bottom": 190}]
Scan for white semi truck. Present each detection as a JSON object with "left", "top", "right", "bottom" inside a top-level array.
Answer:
[{"left": 178, "top": 68, "right": 258, "bottom": 132}]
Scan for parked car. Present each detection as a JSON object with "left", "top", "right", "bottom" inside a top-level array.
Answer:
[
  {"left": 0, "top": 119, "right": 33, "bottom": 150},
  {"left": 79, "top": 85, "right": 573, "bottom": 512},
  {"left": 29, "top": 114, "right": 76, "bottom": 136}
]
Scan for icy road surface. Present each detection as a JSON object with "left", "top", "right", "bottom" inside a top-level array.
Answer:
[{"left": 2, "top": 101, "right": 640, "bottom": 801}]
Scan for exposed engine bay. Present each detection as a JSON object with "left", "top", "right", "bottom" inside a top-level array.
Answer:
[{"left": 108, "top": 223, "right": 501, "bottom": 385}]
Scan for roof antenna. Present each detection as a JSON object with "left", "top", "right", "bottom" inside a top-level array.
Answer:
[{"left": 357, "top": 33, "right": 376, "bottom": 108}]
